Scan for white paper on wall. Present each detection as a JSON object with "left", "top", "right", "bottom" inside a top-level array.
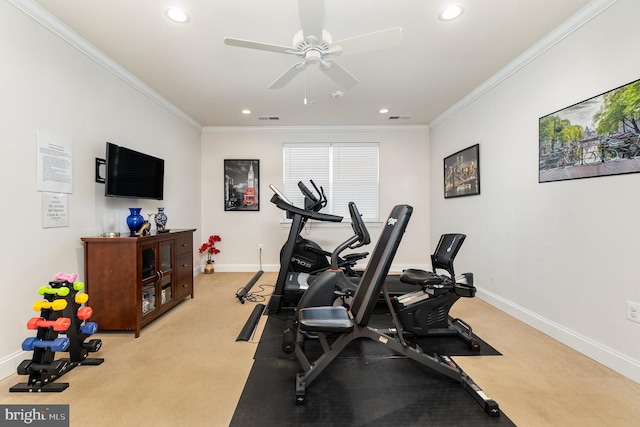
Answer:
[
  {"left": 36, "top": 131, "right": 73, "bottom": 194},
  {"left": 42, "top": 192, "right": 69, "bottom": 228}
]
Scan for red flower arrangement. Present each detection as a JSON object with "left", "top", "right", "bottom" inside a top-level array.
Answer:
[{"left": 199, "top": 235, "right": 221, "bottom": 264}]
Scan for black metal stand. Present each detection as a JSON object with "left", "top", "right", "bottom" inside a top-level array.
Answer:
[{"left": 10, "top": 275, "right": 103, "bottom": 393}]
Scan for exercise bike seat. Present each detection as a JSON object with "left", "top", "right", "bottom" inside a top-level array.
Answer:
[{"left": 399, "top": 268, "right": 445, "bottom": 287}]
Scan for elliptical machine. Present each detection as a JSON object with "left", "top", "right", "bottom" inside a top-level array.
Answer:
[
  {"left": 283, "top": 180, "right": 368, "bottom": 277},
  {"left": 295, "top": 201, "right": 370, "bottom": 309},
  {"left": 267, "top": 185, "right": 370, "bottom": 313}
]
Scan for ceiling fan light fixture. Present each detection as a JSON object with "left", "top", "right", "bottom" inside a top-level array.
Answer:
[
  {"left": 439, "top": 5, "right": 464, "bottom": 21},
  {"left": 165, "top": 7, "right": 190, "bottom": 23}
]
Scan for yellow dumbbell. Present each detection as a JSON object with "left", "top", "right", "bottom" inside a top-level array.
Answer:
[
  {"left": 75, "top": 293, "right": 89, "bottom": 304},
  {"left": 33, "top": 299, "right": 67, "bottom": 312}
]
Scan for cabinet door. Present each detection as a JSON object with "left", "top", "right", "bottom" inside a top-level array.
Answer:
[
  {"left": 141, "top": 244, "right": 158, "bottom": 316},
  {"left": 158, "top": 241, "right": 174, "bottom": 307}
]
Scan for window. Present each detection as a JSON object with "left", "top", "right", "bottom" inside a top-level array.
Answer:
[{"left": 283, "top": 142, "right": 379, "bottom": 221}]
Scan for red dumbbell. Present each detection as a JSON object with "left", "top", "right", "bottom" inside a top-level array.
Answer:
[
  {"left": 77, "top": 306, "right": 93, "bottom": 321},
  {"left": 27, "top": 317, "right": 71, "bottom": 332}
]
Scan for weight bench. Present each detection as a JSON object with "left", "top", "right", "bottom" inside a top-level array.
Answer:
[{"left": 292, "top": 205, "right": 500, "bottom": 416}]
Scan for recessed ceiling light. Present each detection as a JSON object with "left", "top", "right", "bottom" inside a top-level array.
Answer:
[
  {"left": 241, "top": 109, "right": 251, "bottom": 115},
  {"left": 379, "top": 108, "right": 389, "bottom": 114},
  {"left": 439, "top": 5, "right": 464, "bottom": 21},
  {"left": 165, "top": 7, "right": 190, "bottom": 23}
]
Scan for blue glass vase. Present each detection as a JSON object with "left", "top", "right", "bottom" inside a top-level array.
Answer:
[{"left": 126, "top": 208, "right": 144, "bottom": 235}]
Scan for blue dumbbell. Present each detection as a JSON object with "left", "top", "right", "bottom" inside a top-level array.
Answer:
[
  {"left": 22, "top": 337, "right": 70, "bottom": 352},
  {"left": 79, "top": 322, "right": 98, "bottom": 336}
]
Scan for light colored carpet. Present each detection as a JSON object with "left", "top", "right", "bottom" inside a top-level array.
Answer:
[{"left": 1, "top": 272, "right": 639, "bottom": 426}]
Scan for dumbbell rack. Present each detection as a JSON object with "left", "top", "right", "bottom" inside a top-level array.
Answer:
[{"left": 10, "top": 273, "right": 104, "bottom": 392}]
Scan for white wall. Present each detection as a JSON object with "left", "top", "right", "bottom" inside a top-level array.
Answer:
[
  {"left": 0, "top": 1, "right": 202, "bottom": 378},
  {"left": 200, "top": 126, "right": 431, "bottom": 273},
  {"left": 430, "top": 0, "right": 640, "bottom": 382}
]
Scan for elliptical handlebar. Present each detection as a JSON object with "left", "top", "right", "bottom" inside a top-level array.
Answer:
[
  {"left": 330, "top": 202, "right": 370, "bottom": 269},
  {"left": 298, "top": 180, "right": 327, "bottom": 212}
]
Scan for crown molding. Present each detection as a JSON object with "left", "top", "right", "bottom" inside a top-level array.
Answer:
[
  {"left": 9, "top": 0, "right": 203, "bottom": 132},
  {"left": 201, "top": 124, "right": 429, "bottom": 134},
  {"left": 429, "top": 0, "right": 620, "bottom": 129}
]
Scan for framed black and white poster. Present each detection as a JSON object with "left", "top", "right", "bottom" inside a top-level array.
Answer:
[
  {"left": 444, "top": 144, "right": 480, "bottom": 199},
  {"left": 224, "top": 159, "right": 260, "bottom": 211}
]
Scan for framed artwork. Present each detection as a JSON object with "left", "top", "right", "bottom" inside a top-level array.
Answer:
[
  {"left": 224, "top": 159, "right": 260, "bottom": 211},
  {"left": 444, "top": 144, "right": 480, "bottom": 199},
  {"left": 539, "top": 78, "right": 640, "bottom": 183}
]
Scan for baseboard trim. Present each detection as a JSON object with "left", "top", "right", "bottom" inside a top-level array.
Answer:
[
  {"left": 198, "top": 263, "right": 430, "bottom": 274},
  {"left": 477, "top": 287, "right": 640, "bottom": 384},
  {"left": 0, "top": 350, "right": 28, "bottom": 382}
]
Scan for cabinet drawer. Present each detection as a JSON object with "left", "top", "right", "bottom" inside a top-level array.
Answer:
[
  {"left": 176, "top": 255, "right": 193, "bottom": 284},
  {"left": 175, "top": 255, "right": 193, "bottom": 300},
  {"left": 175, "top": 235, "right": 192, "bottom": 257}
]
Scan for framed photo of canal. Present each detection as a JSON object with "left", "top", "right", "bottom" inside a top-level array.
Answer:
[
  {"left": 539, "top": 78, "right": 640, "bottom": 183},
  {"left": 444, "top": 144, "right": 480, "bottom": 199}
]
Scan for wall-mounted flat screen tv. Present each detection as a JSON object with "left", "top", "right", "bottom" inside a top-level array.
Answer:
[{"left": 105, "top": 142, "right": 164, "bottom": 200}]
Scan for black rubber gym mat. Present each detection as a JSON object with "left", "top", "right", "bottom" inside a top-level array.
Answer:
[
  {"left": 255, "top": 314, "right": 501, "bottom": 360},
  {"left": 232, "top": 314, "right": 514, "bottom": 426},
  {"left": 231, "top": 352, "right": 514, "bottom": 426}
]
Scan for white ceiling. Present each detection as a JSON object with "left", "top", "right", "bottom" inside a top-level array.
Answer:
[{"left": 27, "top": 0, "right": 592, "bottom": 128}]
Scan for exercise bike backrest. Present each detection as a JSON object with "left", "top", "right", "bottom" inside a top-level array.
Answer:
[{"left": 431, "top": 233, "right": 466, "bottom": 278}]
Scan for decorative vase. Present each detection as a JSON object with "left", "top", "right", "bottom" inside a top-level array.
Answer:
[
  {"left": 156, "top": 207, "right": 168, "bottom": 231},
  {"left": 126, "top": 208, "right": 144, "bottom": 235},
  {"left": 204, "top": 262, "right": 215, "bottom": 274}
]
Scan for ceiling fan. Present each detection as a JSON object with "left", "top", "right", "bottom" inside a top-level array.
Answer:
[{"left": 223, "top": 0, "right": 402, "bottom": 90}]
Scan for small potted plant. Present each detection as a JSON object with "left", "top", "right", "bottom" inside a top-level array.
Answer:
[{"left": 199, "top": 235, "right": 221, "bottom": 274}]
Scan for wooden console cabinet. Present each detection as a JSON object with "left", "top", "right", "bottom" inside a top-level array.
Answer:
[{"left": 81, "top": 229, "right": 195, "bottom": 337}]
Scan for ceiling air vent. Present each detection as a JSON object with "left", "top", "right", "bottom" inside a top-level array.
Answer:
[
  {"left": 388, "top": 115, "right": 411, "bottom": 120},
  {"left": 257, "top": 116, "right": 280, "bottom": 121}
]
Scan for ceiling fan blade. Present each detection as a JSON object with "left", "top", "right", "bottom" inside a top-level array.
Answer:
[
  {"left": 333, "top": 26, "right": 403, "bottom": 56},
  {"left": 320, "top": 60, "right": 359, "bottom": 89},
  {"left": 268, "top": 62, "right": 306, "bottom": 89},
  {"left": 298, "top": 0, "right": 325, "bottom": 41},
  {"left": 224, "top": 37, "right": 292, "bottom": 54}
]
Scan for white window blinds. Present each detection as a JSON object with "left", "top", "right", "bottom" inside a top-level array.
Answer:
[{"left": 283, "top": 142, "right": 379, "bottom": 221}]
